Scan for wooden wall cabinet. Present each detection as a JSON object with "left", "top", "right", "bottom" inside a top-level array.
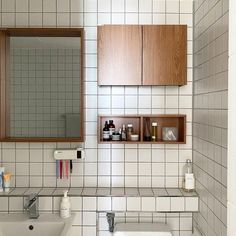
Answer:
[
  {"left": 98, "top": 25, "right": 187, "bottom": 86},
  {"left": 98, "top": 114, "right": 186, "bottom": 144},
  {"left": 98, "top": 25, "right": 142, "bottom": 85},
  {"left": 143, "top": 25, "right": 187, "bottom": 85}
]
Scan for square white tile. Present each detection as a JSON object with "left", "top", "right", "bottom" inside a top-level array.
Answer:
[
  {"left": 127, "top": 197, "right": 141, "bottom": 211},
  {"left": 141, "top": 197, "right": 155, "bottom": 211},
  {"left": 98, "top": 197, "right": 112, "bottom": 211},
  {"left": 112, "top": 197, "right": 126, "bottom": 211},
  {"left": 156, "top": 197, "right": 170, "bottom": 211}
]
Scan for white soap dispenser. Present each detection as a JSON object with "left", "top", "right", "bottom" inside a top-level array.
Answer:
[
  {"left": 60, "top": 190, "right": 71, "bottom": 218},
  {"left": 183, "top": 159, "right": 195, "bottom": 192}
]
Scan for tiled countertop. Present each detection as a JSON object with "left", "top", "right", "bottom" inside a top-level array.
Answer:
[
  {"left": 0, "top": 187, "right": 198, "bottom": 197},
  {"left": 0, "top": 187, "right": 199, "bottom": 212}
]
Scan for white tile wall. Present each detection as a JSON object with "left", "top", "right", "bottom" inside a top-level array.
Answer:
[
  {"left": 228, "top": 0, "right": 236, "bottom": 235},
  {"left": 193, "top": 0, "right": 228, "bottom": 235},
  {"left": 0, "top": 194, "right": 197, "bottom": 236},
  {"left": 0, "top": 0, "right": 193, "bottom": 189},
  {"left": 98, "top": 211, "right": 193, "bottom": 236}
]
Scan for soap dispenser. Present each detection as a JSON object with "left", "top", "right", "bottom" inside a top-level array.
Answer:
[
  {"left": 60, "top": 190, "right": 71, "bottom": 218},
  {"left": 182, "top": 159, "right": 195, "bottom": 192}
]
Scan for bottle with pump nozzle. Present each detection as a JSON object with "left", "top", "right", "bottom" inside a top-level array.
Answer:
[{"left": 60, "top": 190, "right": 71, "bottom": 218}]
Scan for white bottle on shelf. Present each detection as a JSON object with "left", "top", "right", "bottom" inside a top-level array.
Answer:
[
  {"left": 60, "top": 190, "right": 71, "bottom": 218},
  {"left": 183, "top": 159, "right": 195, "bottom": 192},
  {"left": 185, "top": 173, "right": 195, "bottom": 190}
]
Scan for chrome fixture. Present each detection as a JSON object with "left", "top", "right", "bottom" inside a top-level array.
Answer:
[
  {"left": 106, "top": 212, "right": 115, "bottom": 232},
  {"left": 24, "top": 194, "right": 39, "bottom": 219}
]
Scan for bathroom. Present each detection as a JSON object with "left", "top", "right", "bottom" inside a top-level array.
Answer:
[{"left": 0, "top": 0, "right": 235, "bottom": 236}]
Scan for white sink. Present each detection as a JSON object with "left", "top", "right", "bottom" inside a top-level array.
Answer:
[{"left": 0, "top": 213, "right": 74, "bottom": 236}]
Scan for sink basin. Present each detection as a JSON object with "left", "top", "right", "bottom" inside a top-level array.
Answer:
[{"left": 0, "top": 213, "right": 74, "bottom": 236}]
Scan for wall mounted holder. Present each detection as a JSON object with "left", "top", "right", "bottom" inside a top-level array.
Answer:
[
  {"left": 53, "top": 148, "right": 85, "bottom": 160},
  {"left": 54, "top": 148, "right": 85, "bottom": 179}
]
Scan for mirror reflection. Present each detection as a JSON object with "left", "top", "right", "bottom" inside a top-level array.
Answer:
[{"left": 9, "top": 36, "right": 82, "bottom": 138}]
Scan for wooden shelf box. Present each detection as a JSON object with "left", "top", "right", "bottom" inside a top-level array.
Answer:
[
  {"left": 99, "top": 116, "right": 142, "bottom": 143},
  {"left": 142, "top": 115, "right": 186, "bottom": 143},
  {"left": 98, "top": 115, "right": 186, "bottom": 144}
]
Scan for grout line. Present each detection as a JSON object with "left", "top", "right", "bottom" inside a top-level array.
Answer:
[{"left": 0, "top": 0, "right": 197, "bottom": 192}]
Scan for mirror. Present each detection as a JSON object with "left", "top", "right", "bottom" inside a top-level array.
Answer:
[{"left": 0, "top": 29, "right": 84, "bottom": 141}]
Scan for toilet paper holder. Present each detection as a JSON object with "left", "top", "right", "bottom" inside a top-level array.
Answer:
[{"left": 106, "top": 212, "right": 115, "bottom": 232}]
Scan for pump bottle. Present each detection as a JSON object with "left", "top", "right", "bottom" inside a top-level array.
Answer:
[{"left": 60, "top": 190, "right": 71, "bottom": 218}]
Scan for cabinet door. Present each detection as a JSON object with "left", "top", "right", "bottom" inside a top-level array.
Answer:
[
  {"left": 98, "top": 25, "right": 142, "bottom": 85},
  {"left": 143, "top": 25, "right": 187, "bottom": 86}
]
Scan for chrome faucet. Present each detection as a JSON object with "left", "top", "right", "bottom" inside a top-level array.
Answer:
[{"left": 24, "top": 194, "right": 39, "bottom": 219}]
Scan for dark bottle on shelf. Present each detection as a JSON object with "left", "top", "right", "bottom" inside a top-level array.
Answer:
[
  {"left": 144, "top": 118, "right": 151, "bottom": 141},
  {"left": 108, "top": 120, "right": 115, "bottom": 140},
  {"left": 102, "top": 121, "right": 110, "bottom": 141}
]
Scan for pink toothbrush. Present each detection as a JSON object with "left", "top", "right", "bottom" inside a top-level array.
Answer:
[{"left": 65, "top": 160, "right": 69, "bottom": 179}]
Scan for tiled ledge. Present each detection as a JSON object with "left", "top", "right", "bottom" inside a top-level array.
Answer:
[
  {"left": 0, "top": 187, "right": 198, "bottom": 197},
  {"left": 0, "top": 187, "right": 198, "bottom": 212}
]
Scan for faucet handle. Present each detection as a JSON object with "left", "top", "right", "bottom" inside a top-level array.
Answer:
[
  {"left": 28, "top": 193, "right": 38, "bottom": 201},
  {"left": 24, "top": 193, "right": 38, "bottom": 210},
  {"left": 24, "top": 193, "right": 39, "bottom": 219}
]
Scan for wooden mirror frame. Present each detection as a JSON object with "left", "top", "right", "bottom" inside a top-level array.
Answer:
[{"left": 0, "top": 28, "right": 84, "bottom": 142}]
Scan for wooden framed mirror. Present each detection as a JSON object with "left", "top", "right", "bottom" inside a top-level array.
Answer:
[{"left": 0, "top": 28, "right": 84, "bottom": 142}]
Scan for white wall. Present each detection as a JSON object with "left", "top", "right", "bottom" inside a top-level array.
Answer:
[
  {"left": 193, "top": 0, "right": 228, "bottom": 235},
  {"left": 228, "top": 0, "right": 236, "bottom": 235},
  {"left": 0, "top": 0, "right": 193, "bottom": 189}
]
